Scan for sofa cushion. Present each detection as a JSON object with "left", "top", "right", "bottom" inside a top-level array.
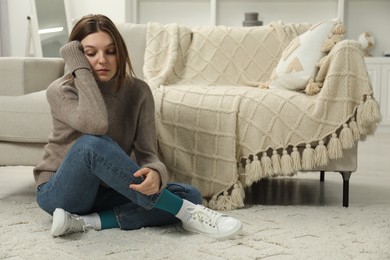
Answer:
[
  {"left": 0, "top": 57, "right": 64, "bottom": 96},
  {"left": 0, "top": 90, "right": 52, "bottom": 143},
  {"left": 116, "top": 23, "right": 147, "bottom": 79},
  {"left": 268, "top": 19, "right": 342, "bottom": 93}
]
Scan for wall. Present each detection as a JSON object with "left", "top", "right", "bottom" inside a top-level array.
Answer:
[
  {"left": 5, "top": 0, "right": 390, "bottom": 57},
  {"left": 345, "top": 0, "right": 390, "bottom": 57},
  {"left": 66, "top": 0, "right": 127, "bottom": 25},
  {"left": 7, "top": 0, "right": 32, "bottom": 56}
]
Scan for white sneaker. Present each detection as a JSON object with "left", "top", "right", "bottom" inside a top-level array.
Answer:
[
  {"left": 51, "top": 208, "right": 93, "bottom": 237},
  {"left": 182, "top": 205, "right": 242, "bottom": 239}
]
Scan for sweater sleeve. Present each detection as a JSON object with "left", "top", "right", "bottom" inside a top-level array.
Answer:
[
  {"left": 133, "top": 82, "right": 169, "bottom": 190},
  {"left": 47, "top": 43, "right": 108, "bottom": 135}
]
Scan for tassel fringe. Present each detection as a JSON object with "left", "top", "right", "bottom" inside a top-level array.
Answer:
[
  {"left": 305, "top": 79, "right": 323, "bottom": 95},
  {"left": 302, "top": 144, "right": 315, "bottom": 169},
  {"left": 230, "top": 93, "right": 380, "bottom": 210},
  {"left": 339, "top": 124, "right": 355, "bottom": 149},
  {"left": 349, "top": 117, "right": 360, "bottom": 140},
  {"left": 314, "top": 140, "right": 329, "bottom": 167},
  {"left": 250, "top": 155, "right": 263, "bottom": 182},
  {"left": 271, "top": 150, "right": 281, "bottom": 175},
  {"left": 207, "top": 181, "right": 245, "bottom": 210},
  {"left": 261, "top": 152, "right": 273, "bottom": 177},
  {"left": 244, "top": 158, "right": 253, "bottom": 186},
  {"left": 327, "top": 132, "right": 343, "bottom": 159},
  {"left": 291, "top": 147, "right": 301, "bottom": 171},
  {"left": 281, "top": 149, "right": 294, "bottom": 176}
]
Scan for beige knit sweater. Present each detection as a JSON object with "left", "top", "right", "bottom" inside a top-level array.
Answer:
[{"left": 33, "top": 41, "right": 168, "bottom": 189}]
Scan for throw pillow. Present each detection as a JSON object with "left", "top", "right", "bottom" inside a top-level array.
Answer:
[{"left": 267, "top": 18, "right": 344, "bottom": 95}]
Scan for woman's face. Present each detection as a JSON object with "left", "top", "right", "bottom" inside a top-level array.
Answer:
[{"left": 81, "top": 31, "right": 118, "bottom": 82}]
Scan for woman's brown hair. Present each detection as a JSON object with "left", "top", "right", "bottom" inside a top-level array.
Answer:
[{"left": 69, "top": 14, "right": 135, "bottom": 88}]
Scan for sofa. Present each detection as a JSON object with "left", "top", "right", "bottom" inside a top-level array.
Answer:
[{"left": 0, "top": 20, "right": 381, "bottom": 210}]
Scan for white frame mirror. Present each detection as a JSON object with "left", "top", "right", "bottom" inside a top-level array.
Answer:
[{"left": 28, "top": 0, "right": 71, "bottom": 57}]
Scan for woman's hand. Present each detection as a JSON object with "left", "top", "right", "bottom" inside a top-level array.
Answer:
[
  {"left": 129, "top": 168, "right": 162, "bottom": 195},
  {"left": 60, "top": 41, "right": 91, "bottom": 75}
]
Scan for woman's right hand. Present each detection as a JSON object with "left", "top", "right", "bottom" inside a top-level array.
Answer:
[{"left": 60, "top": 41, "right": 91, "bottom": 75}]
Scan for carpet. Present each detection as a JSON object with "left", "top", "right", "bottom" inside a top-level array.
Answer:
[{"left": 1, "top": 188, "right": 389, "bottom": 260}]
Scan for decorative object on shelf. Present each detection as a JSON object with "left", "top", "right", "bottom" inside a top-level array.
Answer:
[
  {"left": 383, "top": 50, "right": 390, "bottom": 57},
  {"left": 357, "top": 32, "right": 375, "bottom": 57},
  {"left": 243, "top": 12, "right": 263, "bottom": 27}
]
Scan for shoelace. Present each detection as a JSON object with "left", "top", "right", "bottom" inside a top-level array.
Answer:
[
  {"left": 65, "top": 214, "right": 93, "bottom": 234},
  {"left": 189, "top": 206, "right": 225, "bottom": 228}
]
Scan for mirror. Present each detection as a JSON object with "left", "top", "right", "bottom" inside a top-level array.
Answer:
[{"left": 31, "top": 0, "right": 70, "bottom": 57}]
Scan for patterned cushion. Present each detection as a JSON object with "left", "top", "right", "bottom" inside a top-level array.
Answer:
[{"left": 269, "top": 19, "right": 341, "bottom": 92}]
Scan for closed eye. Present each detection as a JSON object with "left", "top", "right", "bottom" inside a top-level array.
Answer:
[
  {"left": 106, "top": 49, "right": 116, "bottom": 55},
  {"left": 85, "top": 52, "right": 96, "bottom": 57}
]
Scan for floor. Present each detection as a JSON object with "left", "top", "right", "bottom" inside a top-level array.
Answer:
[
  {"left": 1, "top": 132, "right": 389, "bottom": 208},
  {"left": 1, "top": 131, "right": 389, "bottom": 259}
]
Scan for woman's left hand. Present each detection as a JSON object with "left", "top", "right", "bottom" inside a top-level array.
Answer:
[{"left": 129, "top": 168, "right": 162, "bottom": 195}]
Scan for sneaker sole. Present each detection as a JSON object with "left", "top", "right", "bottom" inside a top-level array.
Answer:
[
  {"left": 51, "top": 208, "right": 66, "bottom": 237},
  {"left": 183, "top": 220, "right": 243, "bottom": 240}
]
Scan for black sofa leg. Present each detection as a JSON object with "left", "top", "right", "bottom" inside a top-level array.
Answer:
[
  {"left": 320, "top": 171, "right": 325, "bottom": 182},
  {"left": 340, "top": 171, "right": 352, "bottom": 208}
]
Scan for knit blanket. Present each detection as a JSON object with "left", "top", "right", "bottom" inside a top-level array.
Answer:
[{"left": 143, "top": 22, "right": 381, "bottom": 210}]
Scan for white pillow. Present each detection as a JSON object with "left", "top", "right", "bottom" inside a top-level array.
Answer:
[{"left": 268, "top": 19, "right": 341, "bottom": 92}]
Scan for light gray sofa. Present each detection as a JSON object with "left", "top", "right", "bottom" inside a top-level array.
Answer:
[
  {"left": 0, "top": 24, "right": 147, "bottom": 166},
  {"left": 0, "top": 57, "right": 64, "bottom": 165},
  {"left": 0, "top": 23, "right": 372, "bottom": 209}
]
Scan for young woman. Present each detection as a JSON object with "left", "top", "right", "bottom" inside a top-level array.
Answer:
[{"left": 33, "top": 14, "right": 242, "bottom": 240}]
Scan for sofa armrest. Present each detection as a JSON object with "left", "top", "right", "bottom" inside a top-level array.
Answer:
[
  {"left": 0, "top": 57, "right": 64, "bottom": 96},
  {"left": 316, "top": 40, "right": 369, "bottom": 86},
  {"left": 315, "top": 39, "right": 380, "bottom": 134}
]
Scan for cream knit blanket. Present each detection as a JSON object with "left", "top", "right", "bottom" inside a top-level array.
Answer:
[{"left": 143, "top": 22, "right": 381, "bottom": 210}]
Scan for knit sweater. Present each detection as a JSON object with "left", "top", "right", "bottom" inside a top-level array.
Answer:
[{"left": 33, "top": 42, "right": 169, "bottom": 190}]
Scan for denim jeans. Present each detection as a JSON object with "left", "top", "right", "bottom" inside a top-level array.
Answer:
[{"left": 36, "top": 134, "right": 202, "bottom": 230}]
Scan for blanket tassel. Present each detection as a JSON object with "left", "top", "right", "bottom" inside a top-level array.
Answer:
[
  {"left": 207, "top": 195, "right": 218, "bottom": 209},
  {"left": 339, "top": 123, "right": 355, "bottom": 149},
  {"left": 271, "top": 150, "right": 282, "bottom": 175},
  {"left": 327, "top": 132, "right": 343, "bottom": 159},
  {"left": 315, "top": 140, "right": 329, "bottom": 167},
  {"left": 291, "top": 146, "right": 302, "bottom": 171},
  {"left": 208, "top": 181, "right": 245, "bottom": 211},
  {"left": 230, "top": 183, "right": 245, "bottom": 209},
  {"left": 348, "top": 117, "right": 360, "bottom": 141},
  {"left": 356, "top": 101, "right": 369, "bottom": 136},
  {"left": 357, "top": 95, "right": 381, "bottom": 136},
  {"left": 261, "top": 152, "right": 273, "bottom": 177},
  {"left": 305, "top": 79, "right": 323, "bottom": 95},
  {"left": 250, "top": 155, "right": 263, "bottom": 182},
  {"left": 281, "top": 149, "right": 294, "bottom": 176},
  {"left": 361, "top": 95, "right": 381, "bottom": 125},
  {"left": 244, "top": 158, "right": 253, "bottom": 186},
  {"left": 238, "top": 162, "right": 244, "bottom": 183},
  {"left": 215, "top": 191, "right": 232, "bottom": 211},
  {"left": 302, "top": 144, "right": 315, "bottom": 169}
]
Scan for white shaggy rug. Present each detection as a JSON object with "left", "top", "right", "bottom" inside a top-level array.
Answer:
[{"left": 1, "top": 187, "right": 389, "bottom": 260}]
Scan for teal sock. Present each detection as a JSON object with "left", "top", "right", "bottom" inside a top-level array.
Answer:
[
  {"left": 98, "top": 210, "right": 120, "bottom": 230},
  {"left": 154, "top": 189, "right": 184, "bottom": 215}
]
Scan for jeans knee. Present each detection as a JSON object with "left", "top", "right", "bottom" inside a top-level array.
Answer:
[
  {"left": 74, "top": 134, "right": 115, "bottom": 153},
  {"left": 77, "top": 134, "right": 103, "bottom": 147}
]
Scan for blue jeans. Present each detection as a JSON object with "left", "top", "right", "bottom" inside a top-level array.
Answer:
[{"left": 36, "top": 134, "right": 202, "bottom": 230}]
